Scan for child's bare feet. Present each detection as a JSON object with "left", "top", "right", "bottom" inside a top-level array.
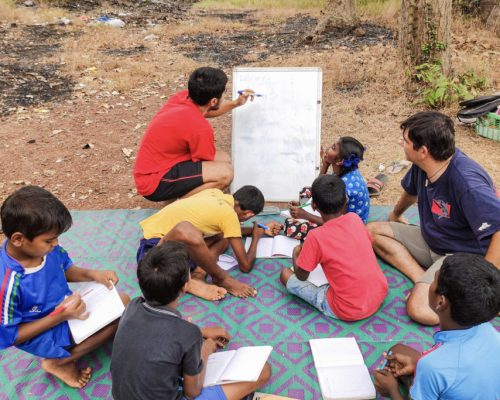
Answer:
[
  {"left": 188, "top": 278, "right": 227, "bottom": 301},
  {"left": 41, "top": 359, "right": 92, "bottom": 388},
  {"left": 217, "top": 276, "right": 257, "bottom": 298}
]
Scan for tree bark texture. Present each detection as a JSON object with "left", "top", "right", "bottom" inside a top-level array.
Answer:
[
  {"left": 399, "top": 0, "right": 452, "bottom": 75},
  {"left": 314, "top": 0, "right": 359, "bottom": 34},
  {"left": 480, "top": 0, "right": 499, "bottom": 34}
]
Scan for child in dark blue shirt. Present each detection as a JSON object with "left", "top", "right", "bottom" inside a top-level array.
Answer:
[{"left": 0, "top": 186, "right": 129, "bottom": 388}]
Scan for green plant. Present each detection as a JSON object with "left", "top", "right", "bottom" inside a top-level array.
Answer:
[{"left": 414, "top": 63, "right": 487, "bottom": 108}]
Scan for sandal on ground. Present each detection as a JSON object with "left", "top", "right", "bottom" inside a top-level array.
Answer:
[
  {"left": 367, "top": 174, "right": 388, "bottom": 197},
  {"left": 386, "top": 160, "right": 411, "bottom": 174}
]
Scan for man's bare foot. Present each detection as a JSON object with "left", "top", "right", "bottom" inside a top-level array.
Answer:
[
  {"left": 41, "top": 359, "right": 92, "bottom": 388},
  {"left": 187, "top": 278, "right": 227, "bottom": 301},
  {"left": 217, "top": 276, "right": 257, "bottom": 298}
]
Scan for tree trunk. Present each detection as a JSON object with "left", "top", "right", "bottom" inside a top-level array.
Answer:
[
  {"left": 399, "top": 0, "right": 452, "bottom": 75},
  {"left": 480, "top": 0, "right": 500, "bottom": 34},
  {"left": 303, "top": 0, "right": 359, "bottom": 42}
]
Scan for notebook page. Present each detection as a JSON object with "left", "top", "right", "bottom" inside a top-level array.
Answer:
[
  {"left": 308, "top": 265, "right": 328, "bottom": 287},
  {"left": 203, "top": 350, "right": 236, "bottom": 387},
  {"left": 281, "top": 203, "right": 321, "bottom": 219},
  {"left": 271, "top": 236, "right": 298, "bottom": 258},
  {"left": 310, "top": 338, "right": 364, "bottom": 368},
  {"left": 317, "top": 365, "right": 376, "bottom": 400},
  {"left": 217, "top": 254, "right": 238, "bottom": 271},
  {"left": 245, "top": 237, "right": 274, "bottom": 258},
  {"left": 220, "top": 346, "right": 272, "bottom": 383},
  {"left": 68, "top": 281, "right": 125, "bottom": 344}
]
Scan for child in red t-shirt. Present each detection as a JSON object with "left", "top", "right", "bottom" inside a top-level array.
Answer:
[{"left": 280, "top": 175, "right": 388, "bottom": 321}]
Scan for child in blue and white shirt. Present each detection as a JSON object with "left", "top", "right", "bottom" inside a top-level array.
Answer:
[
  {"left": 288, "top": 137, "right": 370, "bottom": 239},
  {"left": 0, "top": 186, "right": 129, "bottom": 389}
]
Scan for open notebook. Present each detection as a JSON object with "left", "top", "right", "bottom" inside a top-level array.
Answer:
[
  {"left": 310, "top": 338, "right": 376, "bottom": 400},
  {"left": 68, "top": 281, "right": 125, "bottom": 344},
  {"left": 291, "top": 265, "right": 328, "bottom": 287},
  {"left": 245, "top": 236, "right": 298, "bottom": 258},
  {"left": 280, "top": 203, "right": 321, "bottom": 220},
  {"left": 204, "top": 346, "right": 272, "bottom": 387}
]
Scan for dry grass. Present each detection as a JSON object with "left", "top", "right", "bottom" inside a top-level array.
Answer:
[
  {"left": 0, "top": 0, "right": 67, "bottom": 23},
  {"left": 357, "top": 0, "right": 400, "bottom": 25},
  {"left": 195, "top": 0, "right": 323, "bottom": 9},
  {"left": 159, "top": 17, "right": 248, "bottom": 38}
]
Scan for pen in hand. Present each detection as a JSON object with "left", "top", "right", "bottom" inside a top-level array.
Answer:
[
  {"left": 257, "top": 223, "right": 270, "bottom": 231},
  {"left": 237, "top": 90, "right": 263, "bottom": 97},
  {"left": 378, "top": 350, "right": 393, "bottom": 370}
]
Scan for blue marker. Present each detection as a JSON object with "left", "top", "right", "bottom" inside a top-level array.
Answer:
[
  {"left": 237, "top": 90, "right": 263, "bottom": 97},
  {"left": 257, "top": 223, "right": 270, "bottom": 231},
  {"left": 378, "top": 350, "right": 393, "bottom": 370}
]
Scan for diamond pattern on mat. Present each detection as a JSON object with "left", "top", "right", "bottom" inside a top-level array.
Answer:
[{"left": 1, "top": 207, "right": 497, "bottom": 400}]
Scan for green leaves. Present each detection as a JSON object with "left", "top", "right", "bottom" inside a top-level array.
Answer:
[{"left": 414, "top": 63, "right": 486, "bottom": 108}]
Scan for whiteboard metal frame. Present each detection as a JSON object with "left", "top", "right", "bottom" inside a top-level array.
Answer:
[{"left": 230, "top": 67, "right": 322, "bottom": 202}]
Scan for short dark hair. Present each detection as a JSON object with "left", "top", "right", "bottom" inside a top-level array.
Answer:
[
  {"left": 338, "top": 136, "right": 365, "bottom": 176},
  {"left": 311, "top": 174, "right": 346, "bottom": 214},
  {"left": 233, "top": 185, "right": 265, "bottom": 214},
  {"left": 0, "top": 185, "right": 72, "bottom": 240},
  {"left": 436, "top": 254, "right": 500, "bottom": 326},
  {"left": 400, "top": 111, "right": 455, "bottom": 161},
  {"left": 137, "top": 241, "right": 190, "bottom": 306},
  {"left": 188, "top": 67, "right": 228, "bottom": 106}
]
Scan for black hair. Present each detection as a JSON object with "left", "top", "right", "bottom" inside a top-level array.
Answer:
[
  {"left": 311, "top": 174, "right": 346, "bottom": 214},
  {"left": 233, "top": 185, "right": 265, "bottom": 214},
  {"left": 188, "top": 67, "right": 228, "bottom": 106},
  {"left": 0, "top": 185, "right": 72, "bottom": 240},
  {"left": 137, "top": 241, "right": 190, "bottom": 306},
  {"left": 400, "top": 111, "right": 455, "bottom": 161},
  {"left": 436, "top": 254, "right": 500, "bottom": 326},
  {"left": 338, "top": 136, "right": 365, "bottom": 176}
]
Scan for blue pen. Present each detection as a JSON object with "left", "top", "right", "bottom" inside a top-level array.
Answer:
[
  {"left": 237, "top": 90, "right": 263, "bottom": 97},
  {"left": 379, "top": 350, "right": 393, "bottom": 370},
  {"left": 257, "top": 223, "right": 270, "bottom": 231}
]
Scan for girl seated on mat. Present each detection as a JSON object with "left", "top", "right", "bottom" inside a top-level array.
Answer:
[{"left": 286, "top": 136, "right": 370, "bottom": 240}]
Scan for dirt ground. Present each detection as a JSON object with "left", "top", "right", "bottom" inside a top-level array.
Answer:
[{"left": 0, "top": 0, "right": 499, "bottom": 211}]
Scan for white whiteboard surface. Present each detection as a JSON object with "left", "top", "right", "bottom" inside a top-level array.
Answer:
[{"left": 231, "top": 67, "right": 322, "bottom": 202}]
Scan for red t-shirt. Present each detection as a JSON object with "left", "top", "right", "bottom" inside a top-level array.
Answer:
[
  {"left": 133, "top": 90, "right": 216, "bottom": 196},
  {"left": 297, "top": 213, "right": 388, "bottom": 321}
]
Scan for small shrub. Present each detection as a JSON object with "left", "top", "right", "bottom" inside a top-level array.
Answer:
[{"left": 414, "top": 63, "right": 487, "bottom": 108}]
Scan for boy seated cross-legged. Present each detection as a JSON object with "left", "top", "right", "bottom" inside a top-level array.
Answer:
[
  {"left": 280, "top": 175, "right": 388, "bottom": 321},
  {"left": 111, "top": 242, "right": 272, "bottom": 400},
  {"left": 0, "top": 186, "right": 130, "bottom": 388},
  {"left": 137, "top": 186, "right": 281, "bottom": 300},
  {"left": 374, "top": 253, "right": 500, "bottom": 400}
]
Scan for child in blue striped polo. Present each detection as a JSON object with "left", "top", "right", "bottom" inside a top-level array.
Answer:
[{"left": 0, "top": 186, "right": 129, "bottom": 388}]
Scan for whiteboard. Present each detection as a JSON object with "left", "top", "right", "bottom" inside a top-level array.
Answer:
[{"left": 231, "top": 67, "right": 322, "bottom": 202}]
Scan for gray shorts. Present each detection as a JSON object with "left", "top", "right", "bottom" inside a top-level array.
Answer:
[{"left": 389, "top": 222, "right": 448, "bottom": 284}]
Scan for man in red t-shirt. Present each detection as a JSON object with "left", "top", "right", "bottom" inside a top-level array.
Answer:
[
  {"left": 280, "top": 175, "right": 388, "bottom": 321},
  {"left": 134, "top": 67, "right": 254, "bottom": 201}
]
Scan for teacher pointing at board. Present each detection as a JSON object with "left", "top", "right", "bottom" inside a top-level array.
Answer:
[{"left": 134, "top": 67, "right": 254, "bottom": 202}]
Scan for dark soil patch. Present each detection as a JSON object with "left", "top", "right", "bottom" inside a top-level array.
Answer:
[
  {"left": 172, "top": 15, "right": 395, "bottom": 67},
  {"left": 43, "top": 0, "right": 199, "bottom": 26},
  {"left": 195, "top": 10, "right": 257, "bottom": 24},
  {"left": 334, "top": 82, "right": 363, "bottom": 93},
  {"left": 101, "top": 44, "right": 148, "bottom": 56},
  {"left": 0, "top": 63, "right": 73, "bottom": 114},
  {"left": 0, "top": 24, "right": 75, "bottom": 117}
]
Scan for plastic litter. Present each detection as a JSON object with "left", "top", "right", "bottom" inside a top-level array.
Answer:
[{"left": 97, "top": 16, "right": 125, "bottom": 28}]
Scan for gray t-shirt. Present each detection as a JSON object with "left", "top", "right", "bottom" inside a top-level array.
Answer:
[{"left": 111, "top": 297, "right": 203, "bottom": 400}]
